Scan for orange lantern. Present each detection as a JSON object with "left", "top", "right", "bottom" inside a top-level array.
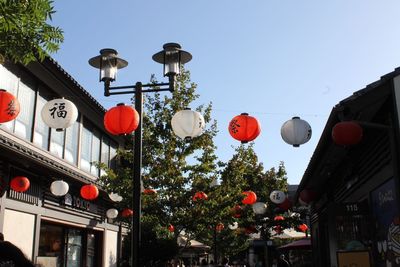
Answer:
[
  {"left": 168, "top": 224, "right": 175, "bottom": 232},
  {"left": 104, "top": 103, "right": 139, "bottom": 135},
  {"left": 332, "top": 121, "right": 363, "bottom": 146},
  {"left": 121, "top": 208, "right": 134, "bottom": 217},
  {"left": 143, "top": 188, "right": 157, "bottom": 195},
  {"left": 242, "top": 191, "right": 257, "bottom": 205},
  {"left": 0, "top": 90, "right": 20, "bottom": 123},
  {"left": 232, "top": 205, "right": 243, "bottom": 218},
  {"left": 228, "top": 113, "right": 261, "bottom": 143},
  {"left": 193, "top": 191, "right": 208, "bottom": 201},
  {"left": 80, "top": 184, "right": 99, "bottom": 200},
  {"left": 274, "top": 215, "right": 285, "bottom": 221},
  {"left": 216, "top": 223, "right": 224, "bottom": 232},
  {"left": 298, "top": 224, "right": 308, "bottom": 233},
  {"left": 10, "top": 176, "right": 30, "bottom": 192}
]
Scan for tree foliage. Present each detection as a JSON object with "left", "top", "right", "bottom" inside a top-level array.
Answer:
[{"left": 0, "top": 0, "right": 63, "bottom": 64}]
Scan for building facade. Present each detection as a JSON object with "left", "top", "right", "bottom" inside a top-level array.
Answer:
[{"left": 0, "top": 58, "right": 126, "bottom": 267}]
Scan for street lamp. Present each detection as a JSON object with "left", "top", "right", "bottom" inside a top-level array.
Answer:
[{"left": 89, "top": 43, "right": 192, "bottom": 267}]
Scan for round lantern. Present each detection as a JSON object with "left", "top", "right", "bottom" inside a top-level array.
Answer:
[
  {"left": 168, "top": 224, "right": 175, "bottom": 232},
  {"left": 193, "top": 191, "right": 208, "bottom": 201},
  {"left": 281, "top": 117, "right": 312, "bottom": 147},
  {"left": 50, "top": 180, "right": 69, "bottom": 196},
  {"left": 252, "top": 202, "right": 267, "bottom": 215},
  {"left": 269, "top": 190, "right": 286, "bottom": 204},
  {"left": 121, "top": 208, "right": 134, "bottom": 217},
  {"left": 278, "top": 198, "right": 292, "bottom": 211},
  {"left": 332, "top": 121, "right": 363, "bottom": 146},
  {"left": 298, "top": 224, "right": 308, "bottom": 233},
  {"left": 242, "top": 191, "right": 257, "bottom": 205},
  {"left": 0, "top": 90, "right": 20, "bottom": 123},
  {"left": 143, "top": 188, "right": 157, "bottom": 195},
  {"left": 216, "top": 223, "right": 224, "bottom": 232},
  {"left": 228, "top": 222, "right": 239, "bottom": 230},
  {"left": 104, "top": 103, "right": 139, "bottom": 135},
  {"left": 245, "top": 225, "right": 258, "bottom": 235},
  {"left": 228, "top": 113, "right": 261, "bottom": 143},
  {"left": 274, "top": 225, "right": 283, "bottom": 234},
  {"left": 171, "top": 108, "right": 205, "bottom": 140},
  {"left": 106, "top": 208, "right": 119, "bottom": 219},
  {"left": 41, "top": 98, "right": 78, "bottom": 131},
  {"left": 109, "top": 192, "right": 123, "bottom": 202},
  {"left": 10, "top": 176, "right": 30, "bottom": 192},
  {"left": 299, "top": 189, "right": 317, "bottom": 204},
  {"left": 80, "top": 184, "right": 99, "bottom": 200},
  {"left": 274, "top": 215, "right": 285, "bottom": 221}
]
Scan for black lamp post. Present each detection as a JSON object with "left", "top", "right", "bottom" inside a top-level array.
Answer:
[{"left": 89, "top": 43, "right": 192, "bottom": 267}]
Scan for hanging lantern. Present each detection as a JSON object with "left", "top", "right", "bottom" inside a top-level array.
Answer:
[
  {"left": 298, "top": 224, "right": 308, "bottom": 233},
  {"left": 229, "top": 113, "right": 261, "bottom": 143},
  {"left": 278, "top": 197, "right": 292, "bottom": 211},
  {"left": 228, "top": 222, "right": 239, "bottom": 230},
  {"left": 104, "top": 103, "right": 139, "bottom": 135},
  {"left": 109, "top": 192, "right": 123, "bottom": 202},
  {"left": 299, "top": 189, "right": 317, "bottom": 204},
  {"left": 232, "top": 205, "right": 243, "bottom": 218},
  {"left": 50, "top": 180, "right": 69, "bottom": 196},
  {"left": 274, "top": 215, "right": 285, "bottom": 221},
  {"left": 121, "top": 208, "right": 134, "bottom": 217},
  {"left": 106, "top": 208, "right": 119, "bottom": 219},
  {"left": 41, "top": 98, "right": 78, "bottom": 131},
  {"left": 216, "top": 223, "right": 224, "bottom": 232},
  {"left": 269, "top": 190, "right": 286, "bottom": 204},
  {"left": 0, "top": 90, "right": 20, "bottom": 123},
  {"left": 332, "top": 121, "right": 363, "bottom": 146},
  {"left": 80, "top": 184, "right": 99, "bottom": 200},
  {"left": 252, "top": 202, "right": 267, "bottom": 215},
  {"left": 274, "top": 225, "right": 283, "bottom": 234},
  {"left": 171, "top": 108, "right": 205, "bottom": 140},
  {"left": 193, "top": 191, "right": 208, "bottom": 201},
  {"left": 245, "top": 225, "right": 258, "bottom": 235},
  {"left": 10, "top": 176, "right": 30, "bottom": 192},
  {"left": 143, "top": 188, "right": 157, "bottom": 195},
  {"left": 242, "top": 191, "right": 257, "bottom": 205},
  {"left": 168, "top": 224, "right": 175, "bottom": 232},
  {"left": 281, "top": 117, "right": 312, "bottom": 147}
]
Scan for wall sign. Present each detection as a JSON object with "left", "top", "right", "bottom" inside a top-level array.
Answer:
[{"left": 63, "top": 193, "right": 97, "bottom": 213}]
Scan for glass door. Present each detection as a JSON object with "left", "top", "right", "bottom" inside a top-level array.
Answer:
[{"left": 66, "top": 229, "right": 82, "bottom": 267}]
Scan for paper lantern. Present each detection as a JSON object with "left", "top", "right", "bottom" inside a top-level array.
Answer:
[
  {"left": 228, "top": 222, "right": 239, "bottom": 230},
  {"left": 278, "top": 198, "right": 292, "bottom": 211},
  {"left": 274, "top": 215, "right": 285, "bottom": 221},
  {"left": 332, "top": 121, "right": 363, "bottom": 145},
  {"left": 143, "top": 188, "right": 157, "bottom": 195},
  {"left": 171, "top": 109, "right": 205, "bottom": 140},
  {"left": 281, "top": 116, "right": 312, "bottom": 147},
  {"left": 269, "top": 190, "right": 286, "bottom": 204},
  {"left": 245, "top": 225, "right": 257, "bottom": 235},
  {"left": 106, "top": 208, "right": 119, "bottom": 219},
  {"left": 193, "top": 191, "right": 208, "bottom": 201},
  {"left": 10, "top": 176, "right": 30, "bottom": 192},
  {"left": 274, "top": 225, "right": 283, "bottom": 234},
  {"left": 298, "top": 224, "right": 308, "bottom": 233},
  {"left": 104, "top": 103, "right": 139, "bottom": 135},
  {"left": 41, "top": 98, "right": 78, "bottom": 131},
  {"left": 299, "top": 189, "right": 317, "bottom": 204},
  {"left": 168, "top": 224, "right": 175, "bottom": 232},
  {"left": 232, "top": 205, "right": 243, "bottom": 218},
  {"left": 216, "top": 223, "right": 224, "bottom": 232},
  {"left": 122, "top": 208, "right": 134, "bottom": 217},
  {"left": 109, "top": 192, "right": 123, "bottom": 202},
  {"left": 0, "top": 90, "right": 20, "bottom": 123},
  {"left": 252, "top": 202, "right": 267, "bottom": 215},
  {"left": 229, "top": 113, "right": 261, "bottom": 143},
  {"left": 242, "top": 191, "right": 257, "bottom": 205},
  {"left": 50, "top": 180, "right": 69, "bottom": 196},
  {"left": 80, "top": 184, "right": 99, "bottom": 200}
]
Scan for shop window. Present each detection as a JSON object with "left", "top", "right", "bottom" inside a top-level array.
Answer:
[
  {"left": 50, "top": 129, "right": 65, "bottom": 158},
  {"left": 110, "top": 143, "right": 118, "bottom": 170},
  {"left": 14, "top": 78, "right": 35, "bottom": 140},
  {"left": 65, "top": 120, "right": 79, "bottom": 165},
  {"left": 80, "top": 126, "right": 92, "bottom": 173},
  {"left": 66, "top": 229, "right": 83, "bottom": 267},
  {"left": 90, "top": 130, "right": 100, "bottom": 177},
  {"left": 38, "top": 224, "right": 64, "bottom": 267},
  {"left": 33, "top": 92, "right": 50, "bottom": 150}
]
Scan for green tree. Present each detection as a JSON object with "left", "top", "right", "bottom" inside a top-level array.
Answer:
[{"left": 0, "top": 0, "right": 63, "bottom": 64}]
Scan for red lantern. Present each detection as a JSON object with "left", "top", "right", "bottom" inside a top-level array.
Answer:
[
  {"left": 168, "top": 224, "right": 175, "bottom": 232},
  {"left": 121, "top": 208, "right": 134, "bottom": 217},
  {"left": 299, "top": 189, "right": 317, "bottom": 204},
  {"left": 244, "top": 225, "right": 258, "bottom": 235},
  {"left": 298, "top": 224, "right": 308, "bottom": 233},
  {"left": 229, "top": 113, "right": 261, "bottom": 143},
  {"left": 216, "top": 223, "right": 224, "bottom": 232},
  {"left": 274, "top": 225, "right": 282, "bottom": 234},
  {"left": 80, "top": 184, "right": 99, "bottom": 200},
  {"left": 193, "top": 191, "right": 208, "bottom": 201},
  {"left": 143, "top": 188, "right": 157, "bottom": 195},
  {"left": 104, "top": 103, "right": 139, "bottom": 135},
  {"left": 10, "top": 176, "right": 30, "bottom": 192},
  {"left": 332, "top": 121, "right": 363, "bottom": 146},
  {"left": 242, "top": 191, "right": 257, "bottom": 205},
  {"left": 278, "top": 198, "right": 292, "bottom": 211},
  {"left": 232, "top": 205, "right": 243, "bottom": 218},
  {"left": 0, "top": 90, "right": 20, "bottom": 123},
  {"left": 274, "top": 215, "right": 285, "bottom": 221}
]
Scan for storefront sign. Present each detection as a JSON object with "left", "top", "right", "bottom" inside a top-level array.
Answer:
[
  {"left": 63, "top": 193, "right": 97, "bottom": 213},
  {"left": 335, "top": 201, "right": 368, "bottom": 216}
]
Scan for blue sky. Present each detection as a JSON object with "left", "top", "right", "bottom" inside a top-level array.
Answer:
[{"left": 51, "top": 1, "right": 400, "bottom": 184}]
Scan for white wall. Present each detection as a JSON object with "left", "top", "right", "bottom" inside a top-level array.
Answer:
[
  {"left": 3, "top": 209, "right": 36, "bottom": 260},
  {"left": 104, "top": 230, "right": 118, "bottom": 267}
]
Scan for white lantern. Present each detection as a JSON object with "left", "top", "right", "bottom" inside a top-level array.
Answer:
[
  {"left": 41, "top": 98, "right": 78, "bottom": 131},
  {"left": 281, "top": 117, "right": 312, "bottom": 147},
  {"left": 50, "top": 180, "right": 69, "bottom": 196},
  {"left": 171, "top": 108, "right": 205, "bottom": 140},
  {"left": 109, "top": 192, "right": 123, "bottom": 202},
  {"left": 106, "top": 208, "right": 119, "bottom": 219},
  {"left": 252, "top": 202, "right": 267, "bottom": 215},
  {"left": 228, "top": 222, "right": 238, "bottom": 230},
  {"left": 270, "top": 190, "right": 286, "bottom": 204}
]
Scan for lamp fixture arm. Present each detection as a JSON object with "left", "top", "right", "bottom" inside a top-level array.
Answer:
[{"left": 103, "top": 78, "right": 175, "bottom": 97}]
